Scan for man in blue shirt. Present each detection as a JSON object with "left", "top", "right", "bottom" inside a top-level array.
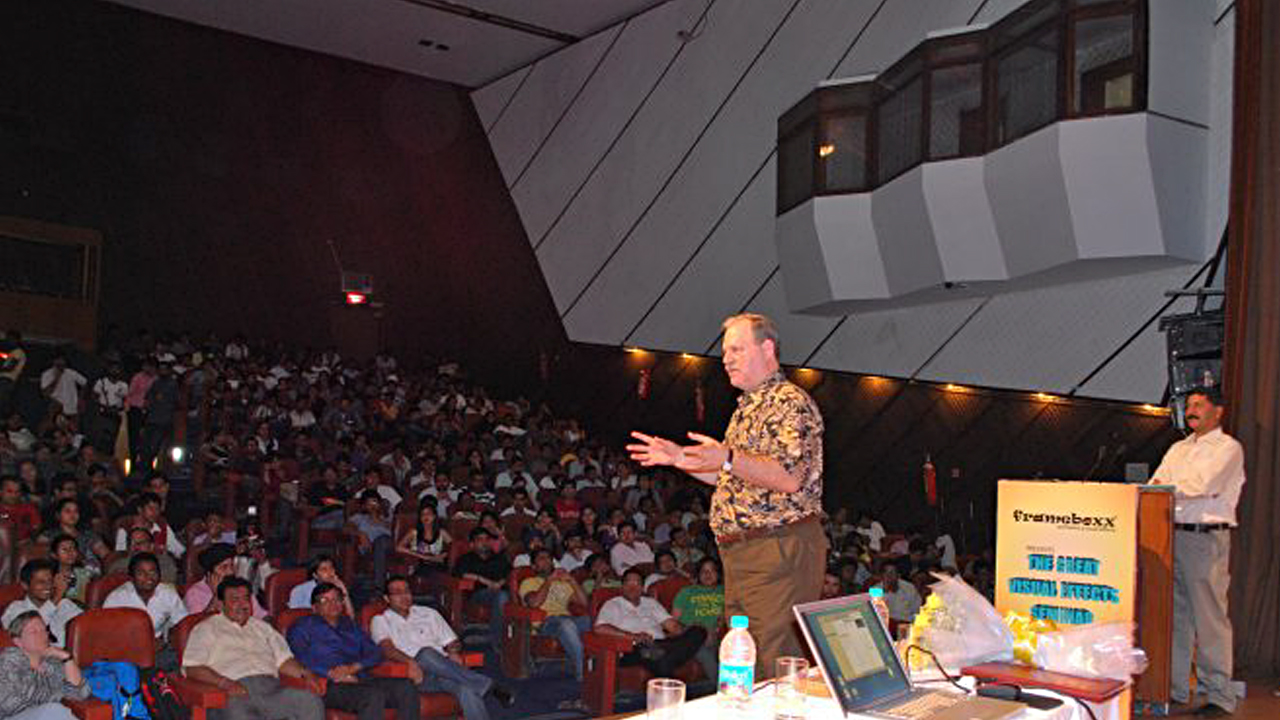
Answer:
[
  {"left": 350, "top": 491, "right": 393, "bottom": 590},
  {"left": 285, "top": 582, "right": 419, "bottom": 720}
]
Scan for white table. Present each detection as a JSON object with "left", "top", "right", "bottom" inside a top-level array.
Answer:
[{"left": 669, "top": 674, "right": 1123, "bottom": 720}]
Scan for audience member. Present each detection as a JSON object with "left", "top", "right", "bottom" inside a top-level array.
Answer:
[
  {"left": 671, "top": 558, "right": 725, "bottom": 680},
  {"left": 114, "top": 491, "right": 185, "bottom": 558},
  {"left": 609, "top": 521, "right": 653, "bottom": 575},
  {"left": 106, "top": 526, "right": 180, "bottom": 584},
  {"left": 185, "top": 543, "right": 267, "bottom": 617},
  {"left": 103, "top": 552, "right": 189, "bottom": 667},
  {"left": 0, "top": 476, "right": 41, "bottom": 542},
  {"left": 370, "top": 576, "right": 514, "bottom": 720},
  {"left": 581, "top": 553, "right": 620, "bottom": 596},
  {"left": 38, "top": 499, "right": 109, "bottom": 573},
  {"left": 557, "top": 532, "right": 591, "bottom": 572},
  {"left": 0, "top": 611, "right": 90, "bottom": 720},
  {"left": 518, "top": 549, "right": 590, "bottom": 681},
  {"left": 1, "top": 560, "right": 82, "bottom": 648},
  {"left": 349, "top": 491, "right": 393, "bottom": 590},
  {"left": 874, "top": 565, "right": 922, "bottom": 624},
  {"left": 182, "top": 577, "right": 324, "bottom": 720},
  {"left": 50, "top": 534, "right": 96, "bottom": 606},
  {"left": 286, "top": 582, "right": 419, "bottom": 720},
  {"left": 287, "top": 556, "right": 354, "bottom": 616},
  {"left": 594, "top": 569, "right": 706, "bottom": 678},
  {"left": 452, "top": 528, "right": 510, "bottom": 650},
  {"left": 395, "top": 501, "right": 450, "bottom": 577}
]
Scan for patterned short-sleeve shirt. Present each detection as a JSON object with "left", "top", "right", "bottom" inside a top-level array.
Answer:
[{"left": 710, "top": 371, "right": 823, "bottom": 539}]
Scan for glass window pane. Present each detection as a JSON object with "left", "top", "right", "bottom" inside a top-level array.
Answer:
[
  {"left": 777, "top": 123, "right": 815, "bottom": 213},
  {"left": 995, "top": 27, "right": 1060, "bottom": 145},
  {"left": 1074, "top": 15, "right": 1135, "bottom": 114},
  {"left": 877, "top": 76, "right": 923, "bottom": 182},
  {"left": 928, "top": 63, "right": 984, "bottom": 159},
  {"left": 819, "top": 114, "right": 868, "bottom": 192}
]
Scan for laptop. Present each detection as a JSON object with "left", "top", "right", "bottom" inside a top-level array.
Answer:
[{"left": 793, "top": 595, "right": 1026, "bottom": 720}]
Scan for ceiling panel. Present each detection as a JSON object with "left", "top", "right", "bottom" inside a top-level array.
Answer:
[
  {"left": 466, "top": 0, "right": 670, "bottom": 37},
  {"left": 104, "top": 0, "right": 668, "bottom": 86}
]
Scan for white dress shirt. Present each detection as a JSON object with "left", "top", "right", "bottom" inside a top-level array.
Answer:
[
  {"left": 0, "top": 597, "right": 82, "bottom": 647},
  {"left": 595, "top": 596, "right": 673, "bottom": 639},
  {"left": 610, "top": 541, "right": 654, "bottom": 575},
  {"left": 115, "top": 522, "right": 186, "bottom": 557},
  {"left": 103, "top": 581, "right": 189, "bottom": 639},
  {"left": 1151, "top": 427, "right": 1246, "bottom": 525},
  {"left": 370, "top": 606, "right": 458, "bottom": 656}
]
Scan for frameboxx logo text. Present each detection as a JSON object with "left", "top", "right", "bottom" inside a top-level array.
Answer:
[{"left": 1011, "top": 509, "right": 1117, "bottom": 529}]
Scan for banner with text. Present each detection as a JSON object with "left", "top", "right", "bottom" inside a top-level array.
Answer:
[{"left": 995, "top": 480, "right": 1138, "bottom": 627}]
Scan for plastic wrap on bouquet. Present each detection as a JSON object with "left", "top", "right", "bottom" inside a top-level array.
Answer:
[
  {"left": 907, "top": 574, "right": 1014, "bottom": 672},
  {"left": 1032, "top": 622, "right": 1149, "bottom": 680}
]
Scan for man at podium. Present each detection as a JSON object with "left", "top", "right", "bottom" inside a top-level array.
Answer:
[{"left": 1149, "top": 388, "right": 1245, "bottom": 717}]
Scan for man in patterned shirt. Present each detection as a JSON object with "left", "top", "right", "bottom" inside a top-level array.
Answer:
[{"left": 627, "top": 313, "right": 826, "bottom": 676}]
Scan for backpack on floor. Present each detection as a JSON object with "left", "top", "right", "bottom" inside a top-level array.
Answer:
[
  {"left": 83, "top": 660, "right": 151, "bottom": 720},
  {"left": 140, "top": 668, "right": 191, "bottom": 720}
]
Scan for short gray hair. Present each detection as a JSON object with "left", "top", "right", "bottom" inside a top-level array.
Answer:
[
  {"left": 6, "top": 609, "right": 42, "bottom": 638},
  {"left": 722, "top": 313, "right": 780, "bottom": 360}
]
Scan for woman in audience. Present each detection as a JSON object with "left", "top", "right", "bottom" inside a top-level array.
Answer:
[
  {"left": 396, "top": 500, "right": 452, "bottom": 578},
  {"left": 521, "top": 508, "right": 562, "bottom": 557},
  {"left": 478, "top": 510, "right": 509, "bottom": 555},
  {"left": 37, "top": 499, "right": 109, "bottom": 574},
  {"left": 0, "top": 611, "right": 91, "bottom": 720},
  {"left": 580, "top": 552, "right": 620, "bottom": 596},
  {"left": 50, "top": 534, "right": 96, "bottom": 606},
  {"left": 574, "top": 505, "right": 603, "bottom": 549}
]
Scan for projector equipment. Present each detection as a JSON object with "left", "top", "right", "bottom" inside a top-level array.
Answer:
[
  {"left": 1159, "top": 289, "right": 1224, "bottom": 431},
  {"left": 341, "top": 271, "right": 374, "bottom": 296}
]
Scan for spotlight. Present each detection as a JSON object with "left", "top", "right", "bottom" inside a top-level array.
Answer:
[{"left": 170, "top": 446, "right": 185, "bottom": 464}]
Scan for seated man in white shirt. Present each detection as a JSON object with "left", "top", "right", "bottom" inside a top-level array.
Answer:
[
  {"left": 594, "top": 568, "right": 706, "bottom": 678},
  {"left": 874, "top": 565, "right": 921, "bottom": 624},
  {"left": 103, "top": 552, "right": 189, "bottom": 668},
  {"left": 498, "top": 489, "right": 537, "bottom": 519},
  {"left": 609, "top": 522, "right": 654, "bottom": 576},
  {"left": 556, "top": 532, "right": 592, "bottom": 573},
  {"left": 855, "top": 512, "right": 886, "bottom": 552},
  {"left": 370, "top": 576, "right": 513, "bottom": 720},
  {"left": 182, "top": 576, "right": 324, "bottom": 720},
  {"left": 0, "top": 559, "right": 82, "bottom": 647},
  {"left": 114, "top": 492, "right": 186, "bottom": 558}
]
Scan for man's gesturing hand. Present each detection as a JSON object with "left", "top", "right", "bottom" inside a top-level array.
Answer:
[{"left": 626, "top": 432, "right": 684, "bottom": 467}]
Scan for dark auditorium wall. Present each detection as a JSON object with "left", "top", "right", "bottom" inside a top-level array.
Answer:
[
  {"left": 0, "top": 0, "right": 565, "bottom": 391},
  {"left": 543, "top": 344, "right": 1181, "bottom": 554}
]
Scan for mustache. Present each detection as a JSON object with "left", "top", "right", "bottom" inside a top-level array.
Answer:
[{"left": 1186, "top": 414, "right": 1200, "bottom": 420}]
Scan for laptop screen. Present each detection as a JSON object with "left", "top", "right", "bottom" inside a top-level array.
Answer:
[{"left": 794, "top": 596, "right": 911, "bottom": 711}]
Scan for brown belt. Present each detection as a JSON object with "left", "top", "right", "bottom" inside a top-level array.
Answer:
[{"left": 717, "top": 513, "right": 822, "bottom": 547}]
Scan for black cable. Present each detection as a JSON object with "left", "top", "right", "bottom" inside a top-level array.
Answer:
[{"left": 904, "top": 645, "right": 970, "bottom": 694}]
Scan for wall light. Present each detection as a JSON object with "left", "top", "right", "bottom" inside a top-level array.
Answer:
[
  {"left": 1034, "top": 392, "right": 1058, "bottom": 402},
  {"left": 818, "top": 143, "right": 836, "bottom": 157},
  {"left": 944, "top": 383, "right": 968, "bottom": 393}
]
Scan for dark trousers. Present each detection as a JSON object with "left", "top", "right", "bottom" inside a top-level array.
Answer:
[
  {"left": 324, "top": 677, "right": 420, "bottom": 720},
  {"left": 620, "top": 626, "right": 708, "bottom": 678}
]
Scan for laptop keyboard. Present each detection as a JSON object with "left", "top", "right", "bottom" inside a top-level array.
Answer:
[{"left": 877, "top": 691, "right": 962, "bottom": 719}]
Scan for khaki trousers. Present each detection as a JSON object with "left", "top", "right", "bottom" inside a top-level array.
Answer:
[
  {"left": 720, "top": 519, "right": 828, "bottom": 679},
  {"left": 1171, "top": 529, "right": 1235, "bottom": 711}
]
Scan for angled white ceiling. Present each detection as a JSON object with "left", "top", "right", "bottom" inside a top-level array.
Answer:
[
  {"left": 102, "top": 0, "right": 670, "bottom": 87},
  {"left": 474, "top": 0, "right": 1233, "bottom": 403}
]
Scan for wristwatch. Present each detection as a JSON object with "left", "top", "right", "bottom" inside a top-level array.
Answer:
[{"left": 721, "top": 448, "right": 735, "bottom": 474}]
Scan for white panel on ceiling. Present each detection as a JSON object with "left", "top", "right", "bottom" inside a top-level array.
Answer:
[
  {"left": 505, "top": 0, "right": 708, "bottom": 245},
  {"left": 737, "top": 274, "right": 841, "bottom": 366},
  {"left": 969, "top": 0, "right": 1031, "bottom": 26},
  {"left": 471, "top": 66, "right": 531, "bottom": 130},
  {"left": 1058, "top": 117, "right": 1164, "bottom": 259},
  {"left": 832, "top": 0, "right": 987, "bottom": 77},
  {"left": 107, "top": 0, "right": 560, "bottom": 87},
  {"left": 628, "top": 166, "right": 780, "bottom": 353},
  {"left": 467, "top": 0, "right": 669, "bottom": 37},
  {"left": 808, "top": 297, "right": 985, "bottom": 378},
  {"left": 562, "top": 0, "right": 886, "bottom": 342},
  {"left": 1205, "top": 9, "right": 1234, "bottom": 246},
  {"left": 1147, "top": 0, "right": 1213, "bottom": 125},
  {"left": 535, "top": 0, "right": 796, "bottom": 313},
  {"left": 1145, "top": 116, "right": 1210, "bottom": 262},
  {"left": 917, "top": 265, "right": 1202, "bottom": 392},
  {"left": 484, "top": 26, "right": 624, "bottom": 185},
  {"left": 1075, "top": 285, "right": 1200, "bottom": 402}
]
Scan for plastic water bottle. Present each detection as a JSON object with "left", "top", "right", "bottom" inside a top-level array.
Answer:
[
  {"left": 869, "top": 586, "right": 891, "bottom": 630},
  {"left": 718, "top": 615, "right": 756, "bottom": 714}
]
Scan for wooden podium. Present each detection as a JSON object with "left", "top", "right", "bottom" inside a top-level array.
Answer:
[
  {"left": 1134, "top": 486, "right": 1174, "bottom": 712},
  {"left": 995, "top": 481, "right": 1173, "bottom": 715}
]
